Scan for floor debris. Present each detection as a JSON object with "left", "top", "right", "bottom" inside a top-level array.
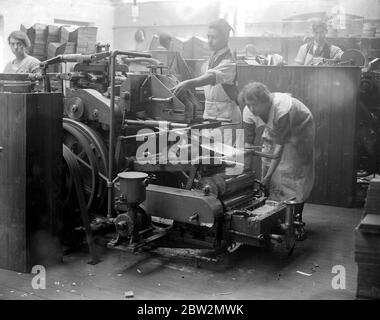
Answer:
[
  {"left": 296, "top": 271, "right": 312, "bottom": 277},
  {"left": 215, "top": 292, "right": 232, "bottom": 296},
  {"left": 124, "top": 290, "right": 134, "bottom": 298}
]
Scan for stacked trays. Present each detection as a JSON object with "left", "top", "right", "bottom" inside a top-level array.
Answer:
[{"left": 355, "top": 178, "right": 380, "bottom": 299}]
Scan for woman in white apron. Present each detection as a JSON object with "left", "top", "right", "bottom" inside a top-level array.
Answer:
[{"left": 241, "top": 82, "right": 315, "bottom": 240}]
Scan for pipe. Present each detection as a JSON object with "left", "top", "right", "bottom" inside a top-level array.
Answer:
[
  {"left": 124, "top": 119, "right": 187, "bottom": 129},
  {"left": 149, "top": 96, "right": 173, "bottom": 103},
  {"left": 284, "top": 200, "right": 297, "bottom": 250},
  {"left": 229, "top": 230, "right": 264, "bottom": 241},
  {"left": 107, "top": 50, "right": 153, "bottom": 218},
  {"left": 107, "top": 51, "right": 117, "bottom": 218}
]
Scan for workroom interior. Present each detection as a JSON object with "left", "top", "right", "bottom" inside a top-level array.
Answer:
[{"left": 0, "top": 0, "right": 380, "bottom": 303}]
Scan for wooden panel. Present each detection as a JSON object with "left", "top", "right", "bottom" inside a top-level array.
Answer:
[
  {"left": 0, "top": 93, "right": 63, "bottom": 272},
  {"left": 237, "top": 65, "right": 361, "bottom": 207},
  {"left": 0, "top": 94, "right": 28, "bottom": 271}
]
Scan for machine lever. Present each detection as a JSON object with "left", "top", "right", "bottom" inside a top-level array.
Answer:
[
  {"left": 188, "top": 213, "right": 199, "bottom": 222},
  {"left": 149, "top": 96, "right": 173, "bottom": 103},
  {"left": 268, "top": 234, "right": 283, "bottom": 243}
]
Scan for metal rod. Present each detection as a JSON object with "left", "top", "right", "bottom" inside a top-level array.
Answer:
[
  {"left": 149, "top": 96, "right": 173, "bottom": 103},
  {"left": 107, "top": 51, "right": 117, "bottom": 218},
  {"left": 284, "top": 200, "right": 297, "bottom": 250},
  {"left": 229, "top": 230, "right": 264, "bottom": 240}
]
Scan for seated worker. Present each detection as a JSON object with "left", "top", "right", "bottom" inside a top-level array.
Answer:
[
  {"left": 172, "top": 19, "right": 241, "bottom": 147},
  {"left": 3, "top": 30, "right": 40, "bottom": 74},
  {"left": 240, "top": 82, "right": 315, "bottom": 240},
  {"left": 295, "top": 20, "right": 344, "bottom": 66}
]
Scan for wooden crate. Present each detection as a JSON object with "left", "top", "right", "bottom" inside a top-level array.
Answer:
[
  {"left": 20, "top": 24, "right": 48, "bottom": 58},
  {"left": 237, "top": 65, "right": 361, "bottom": 207},
  {"left": 60, "top": 26, "right": 77, "bottom": 43},
  {"left": 73, "top": 27, "right": 97, "bottom": 43},
  {"left": 0, "top": 93, "right": 63, "bottom": 273},
  {"left": 356, "top": 263, "right": 380, "bottom": 299},
  {"left": 46, "top": 25, "right": 60, "bottom": 43}
]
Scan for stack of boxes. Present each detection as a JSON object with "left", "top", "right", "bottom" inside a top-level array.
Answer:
[
  {"left": 21, "top": 24, "right": 48, "bottom": 61},
  {"left": 74, "top": 27, "right": 98, "bottom": 54},
  {"left": 355, "top": 177, "right": 380, "bottom": 299},
  {"left": 20, "top": 24, "right": 98, "bottom": 61}
]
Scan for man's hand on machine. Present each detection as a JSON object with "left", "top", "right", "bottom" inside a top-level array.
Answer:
[{"left": 172, "top": 80, "right": 192, "bottom": 97}]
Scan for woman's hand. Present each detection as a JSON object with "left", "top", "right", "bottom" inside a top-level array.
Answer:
[{"left": 261, "top": 175, "right": 271, "bottom": 189}]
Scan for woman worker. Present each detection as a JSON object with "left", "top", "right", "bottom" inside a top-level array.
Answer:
[
  {"left": 3, "top": 30, "right": 40, "bottom": 74},
  {"left": 240, "top": 82, "right": 315, "bottom": 240}
]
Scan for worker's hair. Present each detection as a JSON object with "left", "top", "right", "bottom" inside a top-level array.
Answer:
[
  {"left": 238, "top": 82, "right": 272, "bottom": 106},
  {"left": 158, "top": 32, "right": 172, "bottom": 50},
  {"left": 312, "top": 20, "right": 328, "bottom": 33},
  {"left": 208, "top": 18, "right": 233, "bottom": 38},
  {"left": 8, "top": 30, "right": 31, "bottom": 48}
]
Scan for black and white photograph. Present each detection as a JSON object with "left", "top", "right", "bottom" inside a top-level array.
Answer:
[{"left": 0, "top": 0, "right": 379, "bottom": 307}]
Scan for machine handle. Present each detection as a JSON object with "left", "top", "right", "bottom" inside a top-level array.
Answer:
[
  {"left": 149, "top": 96, "right": 173, "bottom": 103},
  {"left": 115, "top": 50, "right": 152, "bottom": 58},
  {"left": 40, "top": 54, "right": 93, "bottom": 67}
]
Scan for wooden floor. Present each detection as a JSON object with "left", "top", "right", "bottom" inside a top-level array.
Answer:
[{"left": 0, "top": 203, "right": 362, "bottom": 300}]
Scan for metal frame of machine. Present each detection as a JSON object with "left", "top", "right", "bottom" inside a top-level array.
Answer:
[{"left": 10, "top": 48, "right": 302, "bottom": 262}]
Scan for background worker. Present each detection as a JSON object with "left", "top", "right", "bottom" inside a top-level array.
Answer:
[
  {"left": 295, "top": 20, "right": 344, "bottom": 66},
  {"left": 157, "top": 32, "right": 172, "bottom": 50}
]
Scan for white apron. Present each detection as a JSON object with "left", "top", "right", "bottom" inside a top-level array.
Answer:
[{"left": 260, "top": 93, "right": 315, "bottom": 202}]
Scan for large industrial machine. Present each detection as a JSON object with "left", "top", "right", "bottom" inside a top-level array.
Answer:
[{"left": 2, "top": 48, "right": 301, "bottom": 263}]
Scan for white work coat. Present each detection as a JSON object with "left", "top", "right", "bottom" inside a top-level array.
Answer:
[{"left": 203, "top": 47, "right": 242, "bottom": 147}]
